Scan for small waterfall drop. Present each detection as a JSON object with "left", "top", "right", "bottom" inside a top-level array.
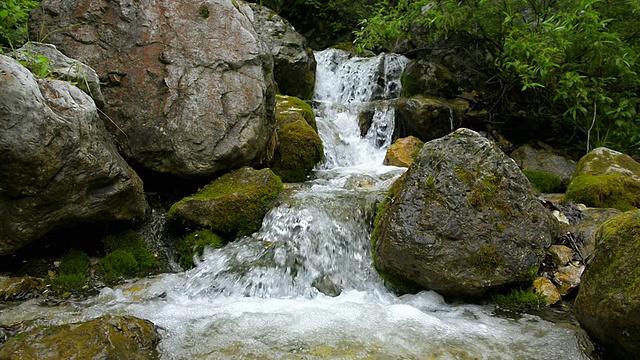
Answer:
[{"left": 0, "top": 49, "right": 593, "bottom": 359}]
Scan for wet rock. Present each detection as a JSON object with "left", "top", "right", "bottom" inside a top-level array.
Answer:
[
  {"left": 383, "top": 136, "right": 424, "bottom": 167},
  {"left": 575, "top": 209, "right": 640, "bottom": 358},
  {"left": 248, "top": 3, "right": 316, "bottom": 99},
  {"left": 562, "top": 207, "right": 622, "bottom": 259},
  {"left": 0, "top": 55, "right": 146, "bottom": 255},
  {"left": 0, "top": 276, "right": 45, "bottom": 301},
  {"left": 373, "top": 128, "right": 554, "bottom": 298},
  {"left": 12, "top": 42, "right": 105, "bottom": 109},
  {"left": 272, "top": 120, "right": 324, "bottom": 183},
  {"left": 0, "top": 315, "right": 159, "bottom": 359},
  {"left": 564, "top": 147, "right": 640, "bottom": 211},
  {"left": 401, "top": 59, "right": 458, "bottom": 98},
  {"left": 344, "top": 174, "right": 376, "bottom": 190},
  {"left": 275, "top": 94, "right": 317, "bottom": 132},
  {"left": 30, "top": 0, "right": 276, "bottom": 179},
  {"left": 533, "top": 277, "right": 561, "bottom": 305},
  {"left": 394, "top": 95, "right": 464, "bottom": 142},
  {"left": 510, "top": 145, "right": 576, "bottom": 188},
  {"left": 312, "top": 273, "right": 343, "bottom": 297},
  {"left": 553, "top": 263, "right": 584, "bottom": 296},
  {"left": 168, "top": 167, "right": 283, "bottom": 241},
  {"left": 547, "top": 245, "right": 574, "bottom": 267}
]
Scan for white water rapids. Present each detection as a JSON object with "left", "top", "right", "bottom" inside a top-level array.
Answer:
[{"left": 0, "top": 49, "right": 593, "bottom": 359}]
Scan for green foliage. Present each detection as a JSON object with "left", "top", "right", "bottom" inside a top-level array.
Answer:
[
  {"left": 493, "top": 289, "right": 546, "bottom": 312},
  {"left": 17, "top": 50, "right": 51, "bottom": 78},
  {"left": 356, "top": 0, "right": 640, "bottom": 155},
  {"left": 176, "top": 229, "right": 224, "bottom": 269},
  {"left": 97, "top": 231, "right": 157, "bottom": 285},
  {"left": 52, "top": 249, "right": 90, "bottom": 292},
  {"left": 523, "top": 169, "right": 563, "bottom": 193},
  {"left": 0, "top": 0, "right": 40, "bottom": 49}
]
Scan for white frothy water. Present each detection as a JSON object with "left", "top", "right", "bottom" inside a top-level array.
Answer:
[{"left": 0, "top": 49, "right": 593, "bottom": 359}]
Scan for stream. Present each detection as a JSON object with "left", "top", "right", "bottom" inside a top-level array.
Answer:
[{"left": 0, "top": 49, "right": 593, "bottom": 359}]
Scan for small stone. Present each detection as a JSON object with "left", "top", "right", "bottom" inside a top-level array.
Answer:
[
  {"left": 554, "top": 264, "right": 585, "bottom": 295},
  {"left": 547, "top": 245, "right": 575, "bottom": 266},
  {"left": 533, "top": 277, "right": 561, "bottom": 305}
]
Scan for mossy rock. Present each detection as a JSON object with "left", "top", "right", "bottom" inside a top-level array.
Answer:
[
  {"left": 276, "top": 94, "right": 317, "bottom": 132},
  {"left": 492, "top": 289, "right": 546, "bottom": 313},
  {"left": 176, "top": 229, "right": 224, "bottom": 269},
  {"left": 401, "top": 59, "right": 458, "bottom": 98},
  {"left": 564, "top": 147, "right": 640, "bottom": 211},
  {"left": 96, "top": 231, "right": 157, "bottom": 285},
  {"left": 523, "top": 169, "right": 563, "bottom": 193},
  {"left": 575, "top": 209, "right": 640, "bottom": 358},
  {"left": 0, "top": 315, "right": 159, "bottom": 359},
  {"left": 168, "top": 167, "right": 283, "bottom": 240},
  {"left": 271, "top": 120, "right": 324, "bottom": 182}
]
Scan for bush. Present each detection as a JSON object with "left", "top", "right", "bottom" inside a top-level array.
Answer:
[
  {"left": 176, "top": 230, "right": 224, "bottom": 269},
  {"left": 356, "top": 0, "right": 640, "bottom": 155},
  {"left": 0, "top": 0, "right": 40, "bottom": 49}
]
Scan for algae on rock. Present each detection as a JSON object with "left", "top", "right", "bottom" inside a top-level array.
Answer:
[{"left": 168, "top": 167, "right": 283, "bottom": 241}]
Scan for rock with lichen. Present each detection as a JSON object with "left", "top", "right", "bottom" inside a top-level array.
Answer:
[
  {"left": 372, "top": 128, "right": 554, "bottom": 299},
  {"left": 564, "top": 147, "right": 640, "bottom": 211},
  {"left": 575, "top": 209, "right": 640, "bottom": 358},
  {"left": 168, "top": 167, "right": 283, "bottom": 241},
  {"left": 0, "top": 315, "right": 159, "bottom": 359}
]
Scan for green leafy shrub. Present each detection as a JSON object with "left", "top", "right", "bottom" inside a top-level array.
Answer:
[
  {"left": 97, "top": 231, "right": 157, "bottom": 285},
  {"left": 52, "top": 249, "right": 90, "bottom": 291},
  {"left": 493, "top": 289, "right": 545, "bottom": 312},
  {"left": 17, "top": 51, "right": 51, "bottom": 78},
  {"left": 0, "top": 0, "right": 40, "bottom": 49},
  {"left": 523, "top": 170, "right": 563, "bottom": 193},
  {"left": 177, "top": 229, "right": 224, "bottom": 269},
  {"left": 356, "top": 0, "right": 640, "bottom": 156}
]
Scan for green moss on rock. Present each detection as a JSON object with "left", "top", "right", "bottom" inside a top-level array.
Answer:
[
  {"left": 168, "top": 167, "right": 283, "bottom": 240},
  {"left": 96, "top": 231, "right": 157, "bottom": 285},
  {"left": 523, "top": 169, "right": 563, "bottom": 193},
  {"left": 493, "top": 289, "right": 546, "bottom": 312},
  {"left": 177, "top": 229, "right": 224, "bottom": 269},
  {"left": 276, "top": 94, "right": 317, "bottom": 132},
  {"left": 51, "top": 250, "right": 90, "bottom": 292},
  {"left": 272, "top": 120, "right": 324, "bottom": 182},
  {"left": 575, "top": 209, "right": 640, "bottom": 358}
]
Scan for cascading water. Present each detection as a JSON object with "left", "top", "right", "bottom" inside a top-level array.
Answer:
[{"left": 0, "top": 49, "right": 594, "bottom": 359}]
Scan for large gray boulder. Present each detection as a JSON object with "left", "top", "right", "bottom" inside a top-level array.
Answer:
[
  {"left": 510, "top": 144, "right": 576, "bottom": 186},
  {"left": 29, "top": 0, "right": 276, "bottom": 179},
  {"left": 0, "top": 55, "right": 146, "bottom": 255},
  {"left": 247, "top": 3, "right": 316, "bottom": 100},
  {"left": 372, "top": 128, "right": 554, "bottom": 298},
  {"left": 394, "top": 95, "right": 464, "bottom": 142}
]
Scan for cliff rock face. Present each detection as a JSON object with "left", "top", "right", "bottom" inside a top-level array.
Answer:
[
  {"left": 30, "top": 0, "right": 276, "bottom": 179},
  {"left": 372, "top": 128, "right": 554, "bottom": 298},
  {"left": 0, "top": 55, "right": 146, "bottom": 255}
]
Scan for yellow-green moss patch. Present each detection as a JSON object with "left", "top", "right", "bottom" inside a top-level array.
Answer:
[
  {"left": 276, "top": 94, "right": 317, "bottom": 132},
  {"left": 271, "top": 120, "right": 324, "bottom": 182},
  {"left": 177, "top": 229, "right": 224, "bottom": 269},
  {"left": 523, "top": 169, "right": 563, "bottom": 193}
]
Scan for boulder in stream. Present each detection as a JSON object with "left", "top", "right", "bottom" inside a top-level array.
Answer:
[
  {"left": 564, "top": 147, "right": 640, "bottom": 211},
  {"left": 510, "top": 144, "right": 576, "bottom": 188},
  {"left": 394, "top": 95, "right": 464, "bottom": 143},
  {"left": 383, "top": 136, "right": 424, "bottom": 167},
  {"left": 0, "top": 315, "right": 159, "bottom": 359},
  {"left": 0, "top": 55, "right": 147, "bottom": 255},
  {"left": 372, "top": 128, "right": 555, "bottom": 298},
  {"left": 575, "top": 209, "right": 640, "bottom": 358},
  {"left": 30, "top": 0, "right": 276, "bottom": 179},
  {"left": 168, "top": 167, "right": 283, "bottom": 241}
]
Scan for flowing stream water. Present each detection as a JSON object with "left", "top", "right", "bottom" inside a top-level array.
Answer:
[{"left": 0, "top": 49, "right": 593, "bottom": 359}]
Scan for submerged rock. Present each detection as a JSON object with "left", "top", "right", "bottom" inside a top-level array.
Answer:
[
  {"left": 30, "top": 0, "right": 276, "bottom": 179},
  {"left": 312, "top": 273, "right": 344, "bottom": 297},
  {"left": 564, "top": 147, "right": 640, "bottom": 211},
  {"left": 575, "top": 209, "right": 640, "bottom": 358},
  {"left": 383, "top": 136, "right": 424, "bottom": 167},
  {"left": 0, "top": 55, "right": 147, "bottom": 255},
  {"left": 168, "top": 167, "right": 283, "bottom": 240},
  {"left": 0, "top": 315, "right": 159, "bottom": 359},
  {"left": 248, "top": 3, "right": 316, "bottom": 99},
  {"left": 372, "top": 128, "right": 554, "bottom": 298}
]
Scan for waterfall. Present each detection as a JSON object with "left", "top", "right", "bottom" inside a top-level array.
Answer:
[{"left": 0, "top": 49, "right": 593, "bottom": 360}]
